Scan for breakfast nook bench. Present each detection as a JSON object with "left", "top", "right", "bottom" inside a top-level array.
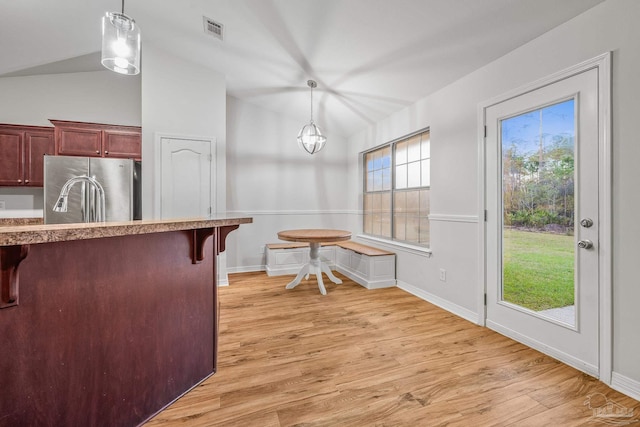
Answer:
[{"left": 266, "top": 240, "right": 396, "bottom": 289}]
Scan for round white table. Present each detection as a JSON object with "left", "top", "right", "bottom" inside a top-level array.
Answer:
[{"left": 277, "top": 229, "right": 352, "bottom": 295}]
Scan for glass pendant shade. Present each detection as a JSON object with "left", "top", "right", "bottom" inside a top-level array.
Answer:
[
  {"left": 297, "top": 80, "right": 326, "bottom": 154},
  {"left": 101, "top": 12, "right": 140, "bottom": 75},
  {"left": 297, "top": 122, "right": 327, "bottom": 154}
]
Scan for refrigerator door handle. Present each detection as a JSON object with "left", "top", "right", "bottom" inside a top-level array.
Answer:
[
  {"left": 80, "top": 181, "right": 87, "bottom": 222},
  {"left": 89, "top": 182, "right": 96, "bottom": 222}
]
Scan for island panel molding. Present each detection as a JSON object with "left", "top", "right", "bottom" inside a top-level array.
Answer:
[
  {"left": 192, "top": 224, "right": 240, "bottom": 264},
  {"left": 0, "top": 244, "right": 29, "bottom": 308}
]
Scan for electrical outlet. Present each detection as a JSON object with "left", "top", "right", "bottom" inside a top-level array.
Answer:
[
  {"left": 0, "top": 201, "right": 5, "bottom": 210},
  {"left": 439, "top": 268, "right": 446, "bottom": 282}
]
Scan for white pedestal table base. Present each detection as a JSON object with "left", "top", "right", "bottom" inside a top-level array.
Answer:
[{"left": 285, "top": 242, "right": 342, "bottom": 295}]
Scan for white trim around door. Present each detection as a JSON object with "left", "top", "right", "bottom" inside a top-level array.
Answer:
[{"left": 477, "top": 52, "right": 612, "bottom": 383}]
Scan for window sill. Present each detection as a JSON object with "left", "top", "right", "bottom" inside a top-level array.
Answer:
[{"left": 356, "top": 234, "right": 432, "bottom": 257}]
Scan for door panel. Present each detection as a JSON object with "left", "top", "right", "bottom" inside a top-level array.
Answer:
[
  {"left": 485, "top": 68, "right": 599, "bottom": 375},
  {"left": 90, "top": 158, "right": 134, "bottom": 222},
  {"left": 160, "top": 138, "right": 212, "bottom": 219},
  {"left": 0, "top": 129, "right": 23, "bottom": 185},
  {"left": 24, "top": 129, "right": 55, "bottom": 186}
]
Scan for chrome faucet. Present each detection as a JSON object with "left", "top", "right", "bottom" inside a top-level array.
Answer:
[{"left": 53, "top": 175, "right": 106, "bottom": 222}]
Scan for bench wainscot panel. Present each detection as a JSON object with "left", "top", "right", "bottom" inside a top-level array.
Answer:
[{"left": 266, "top": 242, "right": 396, "bottom": 289}]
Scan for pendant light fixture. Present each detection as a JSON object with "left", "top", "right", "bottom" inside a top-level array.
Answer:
[
  {"left": 101, "top": 0, "right": 141, "bottom": 75},
  {"left": 297, "top": 80, "right": 326, "bottom": 154}
]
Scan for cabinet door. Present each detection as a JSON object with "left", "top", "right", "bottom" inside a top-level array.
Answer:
[
  {"left": 0, "top": 128, "right": 24, "bottom": 185},
  {"left": 103, "top": 129, "right": 141, "bottom": 159},
  {"left": 24, "top": 129, "right": 55, "bottom": 186},
  {"left": 56, "top": 127, "right": 102, "bottom": 157}
]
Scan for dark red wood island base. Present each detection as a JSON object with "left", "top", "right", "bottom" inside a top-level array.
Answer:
[{"left": 0, "top": 217, "right": 251, "bottom": 427}]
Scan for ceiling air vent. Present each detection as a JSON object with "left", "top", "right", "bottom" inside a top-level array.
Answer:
[{"left": 203, "top": 16, "right": 224, "bottom": 41}]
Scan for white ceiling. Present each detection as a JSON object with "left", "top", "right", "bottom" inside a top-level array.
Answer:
[{"left": 0, "top": 0, "right": 604, "bottom": 137}]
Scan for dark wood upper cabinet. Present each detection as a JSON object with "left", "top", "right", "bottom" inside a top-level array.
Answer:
[
  {"left": 51, "top": 120, "right": 141, "bottom": 160},
  {"left": 25, "top": 129, "right": 56, "bottom": 186},
  {"left": 0, "top": 121, "right": 139, "bottom": 187},
  {"left": 103, "top": 128, "right": 142, "bottom": 159},
  {"left": 0, "top": 124, "right": 54, "bottom": 186},
  {"left": 0, "top": 127, "right": 23, "bottom": 186},
  {"left": 55, "top": 125, "right": 102, "bottom": 157}
]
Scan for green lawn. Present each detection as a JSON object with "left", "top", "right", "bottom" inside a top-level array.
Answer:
[{"left": 503, "top": 228, "right": 574, "bottom": 311}]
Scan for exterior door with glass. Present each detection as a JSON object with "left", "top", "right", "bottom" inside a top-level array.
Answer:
[{"left": 484, "top": 67, "right": 600, "bottom": 376}]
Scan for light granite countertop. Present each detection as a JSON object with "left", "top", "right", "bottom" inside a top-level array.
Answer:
[
  {"left": 0, "top": 218, "right": 43, "bottom": 226},
  {"left": 0, "top": 216, "right": 253, "bottom": 246}
]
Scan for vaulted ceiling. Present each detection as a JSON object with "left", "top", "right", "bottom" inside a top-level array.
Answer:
[{"left": 0, "top": 0, "right": 604, "bottom": 137}]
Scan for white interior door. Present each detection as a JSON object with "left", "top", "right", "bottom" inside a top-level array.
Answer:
[
  {"left": 160, "top": 137, "right": 213, "bottom": 219},
  {"left": 485, "top": 68, "right": 600, "bottom": 376}
]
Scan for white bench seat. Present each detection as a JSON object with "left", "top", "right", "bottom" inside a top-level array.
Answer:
[{"left": 266, "top": 241, "right": 396, "bottom": 289}]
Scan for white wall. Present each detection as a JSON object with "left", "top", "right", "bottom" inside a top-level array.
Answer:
[
  {"left": 0, "top": 70, "right": 141, "bottom": 217},
  {"left": 140, "top": 42, "right": 228, "bottom": 281},
  {"left": 140, "top": 42, "right": 226, "bottom": 220},
  {"left": 225, "top": 96, "right": 350, "bottom": 271},
  {"left": 0, "top": 71, "right": 141, "bottom": 127},
  {"left": 347, "top": 0, "right": 640, "bottom": 398}
]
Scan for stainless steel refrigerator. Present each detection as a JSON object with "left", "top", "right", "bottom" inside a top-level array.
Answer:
[{"left": 44, "top": 155, "right": 141, "bottom": 224}]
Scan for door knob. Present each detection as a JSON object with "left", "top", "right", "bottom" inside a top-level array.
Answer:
[
  {"left": 578, "top": 240, "right": 593, "bottom": 249},
  {"left": 580, "top": 218, "right": 594, "bottom": 228}
]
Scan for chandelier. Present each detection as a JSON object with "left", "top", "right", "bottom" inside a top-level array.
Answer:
[{"left": 297, "top": 80, "right": 326, "bottom": 154}]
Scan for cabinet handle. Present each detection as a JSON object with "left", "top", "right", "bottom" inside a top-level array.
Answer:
[
  {"left": 105, "top": 151, "right": 109, "bottom": 155},
  {"left": 25, "top": 179, "right": 29, "bottom": 183},
  {"left": 96, "top": 150, "right": 100, "bottom": 154},
  {"left": 17, "top": 179, "right": 22, "bottom": 183}
]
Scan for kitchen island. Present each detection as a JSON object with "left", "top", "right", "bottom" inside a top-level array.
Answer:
[{"left": 0, "top": 216, "right": 252, "bottom": 427}]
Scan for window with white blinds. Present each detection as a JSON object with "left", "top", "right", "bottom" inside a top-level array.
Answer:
[{"left": 363, "top": 129, "right": 430, "bottom": 246}]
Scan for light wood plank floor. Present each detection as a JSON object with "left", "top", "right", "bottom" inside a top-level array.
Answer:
[{"left": 145, "top": 272, "right": 639, "bottom": 427}]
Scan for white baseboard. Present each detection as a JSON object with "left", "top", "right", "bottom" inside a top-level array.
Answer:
[
  {"left": 227, "top": 265, "right": 265, "bottom": 274},
  {"left": 486, "top": 320, "right": 599, "bottom": 378},
  {"left": 611, "top": 372, "right": 640, "bottom": 401},
  {"left": 266, "top": 266, "right": 300, "bottom": 276},
  {"left": 397, "top": 280, "right": 478, "bottom": 324}
]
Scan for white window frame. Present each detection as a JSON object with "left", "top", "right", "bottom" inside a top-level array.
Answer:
[{"left": 361, "top": 128, "right": 431, "bottom": 253}]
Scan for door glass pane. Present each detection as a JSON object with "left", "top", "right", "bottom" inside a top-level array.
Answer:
[{"left": 501, "top": 99, "right": 576, "bottom": 326}]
